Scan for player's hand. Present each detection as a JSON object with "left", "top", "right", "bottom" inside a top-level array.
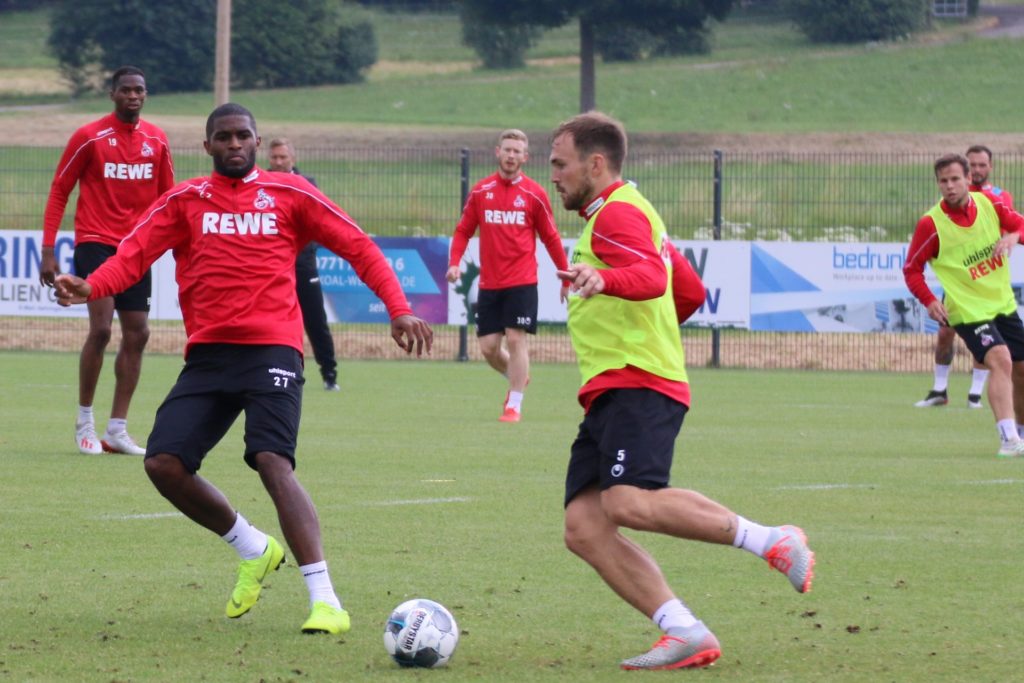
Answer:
[
  {"left": 994, "top": 231, "right": 1021, "bottom": 258},
  {"left": 391, "top": 314, "right": 433, "bottom": 357},
  {"left": 39, "top": 246, "right": 60, "bottom": 287},
  {"left": 445, "top": 266, "right": 461, "bottom": 284},
  {"left": 926, "top": 300, "right": 949, "bottom": 326},
  {"left": 54, "top": 273, "right": 91, "bottom": 306},
  {"left": 557, "top": 264, "right": 605, "bottom": 299},
  {"left": 559, "top": 282, "right": 569, "bottom": 304}
]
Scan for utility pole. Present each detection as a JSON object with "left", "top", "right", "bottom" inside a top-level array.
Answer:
[{"left": 214, "top": 0, "right": 231, "bottom": 105}]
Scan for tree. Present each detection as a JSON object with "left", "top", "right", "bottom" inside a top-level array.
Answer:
[
  {"left": 49, "top": 0, "right": 216, "bottom": 95},
  {"left": 48, "top": 0, "right": 377, "bottom": 96},
  {"left": 457, "top": 0, "right": 737, "bottom": 112},
  {"left": 786, "top": 0, "right": 928, "bottom": 43}
]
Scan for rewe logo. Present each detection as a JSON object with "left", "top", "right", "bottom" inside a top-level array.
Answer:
[
  {"left": 484, "top": 209, "right": 526, "bottom": 225},
  {"left": 103, "top": 162, "right": 153, "bottom": 180},
  {"left": 201, "top": 212, "right": 279, "bottom": 235}
]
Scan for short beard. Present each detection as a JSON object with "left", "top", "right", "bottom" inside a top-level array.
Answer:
[
  {"left": 561, "top": 178, "right": 593, "bottom": 211},
  {"left": 213, "top": 156, "right": 255, "bottom": 178}
]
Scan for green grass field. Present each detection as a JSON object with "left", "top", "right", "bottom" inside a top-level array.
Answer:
[{"left": 2, "top": 352, "right": 1022, "bottom": 682}]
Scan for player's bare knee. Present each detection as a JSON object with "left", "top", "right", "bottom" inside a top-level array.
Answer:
[
  {"left": 601, "top": 488, "right": 655, "bottom": 530},
  {"left": 85, "top": 325, "right": 113, "bottom": 348},
  {"left": 144, "top": 453, "right": 185, "bottom": 488}
]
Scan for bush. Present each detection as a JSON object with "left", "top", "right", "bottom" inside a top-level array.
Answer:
[
  {"left": 786, "top": 0, "right": 928, "bottom": 43},
  {"left": 459, "top": 5, "right": 541, "bottom": 69}
]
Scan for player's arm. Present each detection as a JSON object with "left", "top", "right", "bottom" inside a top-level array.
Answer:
[
  {"left": 447, "top": 194, "right": 478, "bottom": 283},
  {"left": 40, "top": 130, "right": 91, "bottom": 286},
  {"left": 302, "top": 192, "right": 433, "bottom": 355},
  {"left": 157, "top": 135, "right": 175, "bottom": 194},
  {"left": 990, "top": 192, "right": 1024, "bottom": 257},
  {"left": 903, "top": 215, "right": 944, "bottom": 322},
  {"left": 666, "top": 241, "right": 706, "bottom": 324},
  {"left": 558, "top": 204, "right": 666, "bottom": 300},
  {"left": 533, "top": 190, "right": 571, "bottom": 301}
]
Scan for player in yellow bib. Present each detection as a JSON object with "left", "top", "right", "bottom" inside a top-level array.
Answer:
[
  {"left": 550, "top": 112, "right": 815, "bottom": 671},
  {"left": 903, "top": 153, "right": 1024, "bottom": 457}
]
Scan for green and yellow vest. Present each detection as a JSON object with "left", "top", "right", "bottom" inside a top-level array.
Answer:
[
  {"left": 928, "top": 192, "right": 1016, "bottom": 325},
  {"left": 567, "top": 183, "right": 687, "bottom": 386}
]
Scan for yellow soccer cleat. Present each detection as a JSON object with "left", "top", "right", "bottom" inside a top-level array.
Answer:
[
  {"left": 225, "top": 536, "right": 285, "bottom": 618},
  {"left": 301, "top": 601, "right": 351, "bottom": 635}
]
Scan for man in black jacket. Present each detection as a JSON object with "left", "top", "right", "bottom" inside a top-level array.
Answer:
[{"left": 269, "top": 138, "right": 340, "bottom": 391}]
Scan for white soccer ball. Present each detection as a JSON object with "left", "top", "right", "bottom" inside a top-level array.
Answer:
[{"left": 383, "top": 598, "right": 459, "bottom": 668}]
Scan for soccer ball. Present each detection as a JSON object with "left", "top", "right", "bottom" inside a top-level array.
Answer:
[{"left": 383, "top": 598, "right": 459, "bottom": 668}]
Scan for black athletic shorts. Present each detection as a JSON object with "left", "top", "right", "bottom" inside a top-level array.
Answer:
[
  {"left": 146, "top": 344, "right": 305, "bottom": 474},
  {"left": 476, "top": 284, "right": 538, "bottom": 336},
  {"left": 564, "top": 388, "right": 687, "bottom": 507},
  {"left": 73, "top": 242, "right": 151, "bottom": 312},
  {"left": 953, "top": 312, "right": 1024, "bottom": 364}
]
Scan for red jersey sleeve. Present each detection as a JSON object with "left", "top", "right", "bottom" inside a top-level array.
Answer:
[
  {"left": 298, "top": 188, "right": 412, "bottom": 320},
  {"left": 983, "top": 188, "right": 1024, "bottom": 235},
  {"left": 591, "top": 202, "right": 668, "bottom": 300},
  {"left": 42, "top": 127, "right": 92, "bottom": 247},
  {"left": 667, "top": 242, "right": 706, "bottom": 323},
  {"left": 87, "top": 187, "right": 188, "bottom": 299},
  {"left": 449, "top": 191, "right": 479, "bottom": 268},
  {"left": 532, "top": 184, "right": 569, "bottom": 272},
  {"left": 903, "top": 214, "right": 940, "bottom": 307}
]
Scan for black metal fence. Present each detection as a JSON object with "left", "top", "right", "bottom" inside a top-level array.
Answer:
[{"left": 3, "top": 144, "right": 1015, "bottom": 372}]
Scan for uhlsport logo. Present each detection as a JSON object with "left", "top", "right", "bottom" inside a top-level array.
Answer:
[{"left": 254, "top": 188, "right": 276, "bottom": 210}]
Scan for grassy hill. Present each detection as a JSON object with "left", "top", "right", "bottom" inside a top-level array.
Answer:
[{"left": 3, "top": 4, "right": 1024, "bottom": 136}]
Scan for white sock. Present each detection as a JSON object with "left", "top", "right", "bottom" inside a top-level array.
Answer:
[
  {"left": 300, "top": 561, "right": 342, "bottom": 609},
  {"left": 107, "top": 418, "right": 127, "bottom": 436},
  {"left": 78, "top": 405, "right": 94, "bottom": 425},
  {"left": 933, "top": 364, "right": 951, "bottom": 392},
  {"left": 653, "top": 597, "right": 697, "bottom": 632},
  {"left": 221, "top": 512, "right": 268, "bottom": 560},
  {"left": 997, "top": 420, "right": 1018, "bottom": 443},
  {"left": 506, "top": 390, "right": 524, "bottom": 411},
  {"left": 1018, "top": 424, "right": 1024, "bottom": 439},
  {"left": 732, "top": 516, "right": 772, "bottom": 557},
  {"left": 970, "top": 368, "right": 989, "bottom": 396}
]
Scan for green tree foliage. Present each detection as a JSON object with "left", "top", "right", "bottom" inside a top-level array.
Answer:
[
  {"left": 459, "top": 2, "right": 542, "bottom": 68},
  {"left": 786, "top": 0, "right": 929, "bottom": 43},
  {"left": 457, "top": 0, "right": 736, "bottom": 110},
  {"left": 232, "top": 0, "right": 377, "bottom": 87},
  {"left": 48, "top": 0, "right": 377, "bottom": 95},
  {"left": 48, "top": 0, "right": 215, "bottom": 95}
]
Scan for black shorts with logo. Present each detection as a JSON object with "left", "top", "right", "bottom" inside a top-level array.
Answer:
[
  {"left": 953, "top": 312, "right": 1024, "bottom": 364},
  {"left": 73, "top": 242, "right": 151, "bottom": 312},
  {"left": 564, "top": 388, "right": 687, "bottom": 508},
  {"left": 475, "top": 284, "right": 538, "bottom": 336},
  {"left": 146, "top": 344, "right": 305, "bottom": 474}
]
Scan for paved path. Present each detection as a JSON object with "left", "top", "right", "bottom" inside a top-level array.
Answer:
[{"left": 980, "top": 3, "right": 1024, "bottom": 37}]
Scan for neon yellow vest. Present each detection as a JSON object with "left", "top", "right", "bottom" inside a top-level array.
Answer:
[
  {"left": 567, "top": 183, "right": 687, "bottom": 386},
  {"left": 928, "top": 192, "right": 1016, "bottom": 325}
]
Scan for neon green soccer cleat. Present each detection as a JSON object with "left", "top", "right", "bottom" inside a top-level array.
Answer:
[
  {"left": 301, "top": 601, "right": 351, "bottom": 635},
  {"left": 225, "top": 536, "right": 285, "bottom": 618}
]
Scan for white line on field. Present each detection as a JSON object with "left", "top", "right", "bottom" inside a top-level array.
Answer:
[
  {"left": 364, "top": 497, "right": 471, "bottom": 507},
  {"left": 774, "top": 483, "right": 878, "bottom": 491},
  {"left": 97, "top": 511, "right": 184, "bottom": 520},
  {"left": 957, "top": 479, "right": 1024, "bottom": 485}
]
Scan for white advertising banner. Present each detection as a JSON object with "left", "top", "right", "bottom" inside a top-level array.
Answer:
[{"left": 0, "top": 229, "right": 180, "bottom": 320}]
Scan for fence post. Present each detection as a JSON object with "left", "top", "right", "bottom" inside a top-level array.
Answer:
[
  {"left": 457, "top": 148, "right": 470, "bottom": 362},
  {"left": 711, "top": 149, "right": 723, "bottom": 368}
]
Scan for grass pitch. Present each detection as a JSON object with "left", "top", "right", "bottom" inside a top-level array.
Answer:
[{"left": 1, "top": 352, "right": 1022, "bottom": 682}]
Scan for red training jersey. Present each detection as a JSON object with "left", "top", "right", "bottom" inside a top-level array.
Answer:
[
  {"left": 574, "top": 180, "right": 706, "bottom": 412},
  {"left": 904, "top": 189, "right": 1024, "bottom": 307},
  {"left": 43, "top": 112, "right": 174, "bottom": 248},
  {"left": 86, "top": 167, "right": 412, "bottom": 358},
  {"left": 449, "top": 171, "right": 569, "bottom": 289}
]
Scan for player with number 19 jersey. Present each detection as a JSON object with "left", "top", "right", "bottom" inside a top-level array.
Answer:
[
  {"left": 83, "top": 167, "right": 412, "bottom": 358},
  {"left": 43, "top": 112, "right": 174, "bottom": 249}
]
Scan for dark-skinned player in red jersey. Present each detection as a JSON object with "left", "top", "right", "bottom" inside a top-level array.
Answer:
[
  {"left": 40, "top": 65, "right": 175, "bottom": 456},
  {"left": 447, "top": 129, "right": 570, "bottom": 422},
  {"left": 55, "top": 103, "right": 433, "bottom": 636}
]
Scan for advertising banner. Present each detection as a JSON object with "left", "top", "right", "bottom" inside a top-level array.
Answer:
[{"left": 318, "top": 236, "right": 449, "bottom": 324}]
